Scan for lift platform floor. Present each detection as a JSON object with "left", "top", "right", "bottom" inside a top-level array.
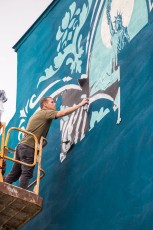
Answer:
[{"left": 0, "top": 182, "right": 42, "bottom": 229}]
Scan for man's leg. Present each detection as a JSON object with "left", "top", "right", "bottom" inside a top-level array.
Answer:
[
  {"left": 19, "top": 144, "right": 35, "bottom": 189},
  {"left": 4, "top": 145, "right": 22, "bottom": 183}
]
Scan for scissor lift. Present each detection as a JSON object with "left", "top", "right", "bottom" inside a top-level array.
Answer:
[{"left": 0, "top": 122, "right": 46, "bottom": 229}]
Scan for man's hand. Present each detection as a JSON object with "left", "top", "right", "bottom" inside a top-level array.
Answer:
[{"left": 79, "top": 98, "right": 89, "bottom": 107}]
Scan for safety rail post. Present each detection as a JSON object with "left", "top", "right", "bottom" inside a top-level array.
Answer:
[
  {"left": 27, "top": 137, "right": 47, "bottom": 192},
  {"left": 33, "top": 136, "right": 45, "bottom": 195},
  {"left": 27, "top": 168, "right": 45, "bottom": 190},
  {"left": 0, "top": 122, "right": 6, "bottom": 182}
]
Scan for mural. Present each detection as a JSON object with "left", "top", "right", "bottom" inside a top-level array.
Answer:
[
  {"left": 12, "top": 0, "right": 100, "bottom": 162},
  {"left": 7, "top": 0, "right": 149, "bottom": 163}
]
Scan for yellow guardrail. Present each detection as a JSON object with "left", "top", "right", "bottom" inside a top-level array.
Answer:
[
  {"left": 4, "top": 127, "right": 38, "bottom": 167},
  {"left": 0, "top": 122, "right": 6, "bottom": 181},
  {"left": 0, "top": 124, "right": 46, "bottom": 195},
  {"left": 28, "top": 168, "right": 45, "bottom": 189}
]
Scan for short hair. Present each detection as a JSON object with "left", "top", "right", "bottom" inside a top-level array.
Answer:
[{"left": 39, "top": 97, "right": 52, "bottom": 109}]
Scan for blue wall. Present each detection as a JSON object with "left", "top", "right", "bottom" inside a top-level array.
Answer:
[{"left": 5, "top": 0, "right": 153, "bottom": 229}]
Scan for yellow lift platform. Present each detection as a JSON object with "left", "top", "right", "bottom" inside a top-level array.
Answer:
[{"left": 0, "top": 122, "right": 46, "bottom": 229}]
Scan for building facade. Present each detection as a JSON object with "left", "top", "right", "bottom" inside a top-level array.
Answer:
[{"left": 6, "top": 0, "right": 153, "bottom": 229}]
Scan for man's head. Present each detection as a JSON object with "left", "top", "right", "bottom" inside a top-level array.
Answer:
[{"left": 40, "top": 97, "right": 56, "bottom": 110}]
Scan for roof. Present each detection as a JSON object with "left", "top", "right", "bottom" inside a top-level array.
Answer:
[{"left": 13, "top": 0, "right": 59, "bottom": 52}]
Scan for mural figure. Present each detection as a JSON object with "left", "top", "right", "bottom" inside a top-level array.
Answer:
[
  {"left": 88, "top": 0, "right": 131, "bottom": 129},
  {"left": 106, "top": 0, "right": 130, "bottom": 53}
]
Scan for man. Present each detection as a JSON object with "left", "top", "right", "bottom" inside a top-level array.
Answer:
[{"left": 4, "top": 97, "right": 89, "bottom": 189}]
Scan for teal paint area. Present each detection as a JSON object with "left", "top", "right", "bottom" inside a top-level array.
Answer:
[{"left": 20, "top": 20, "right": 153, "bottom": 230}]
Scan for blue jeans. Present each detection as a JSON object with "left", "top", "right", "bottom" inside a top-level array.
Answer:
[{"left": 4, "top": 144, "right": 35, "bottom": 189}]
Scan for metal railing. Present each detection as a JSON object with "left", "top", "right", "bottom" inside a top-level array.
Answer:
[
  {"left": 0, "top": 122, "right": 6, "bottom": 182},
  {"left": 4, "top": 127, "right": 38, "bottom": 167},
  {"left": 0, "top": 124, "right": 46, "bottom": 195}
]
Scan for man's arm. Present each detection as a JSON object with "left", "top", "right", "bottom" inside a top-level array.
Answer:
[{"left": 55, "top": 98, "right": 89, "bottom": 118}]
